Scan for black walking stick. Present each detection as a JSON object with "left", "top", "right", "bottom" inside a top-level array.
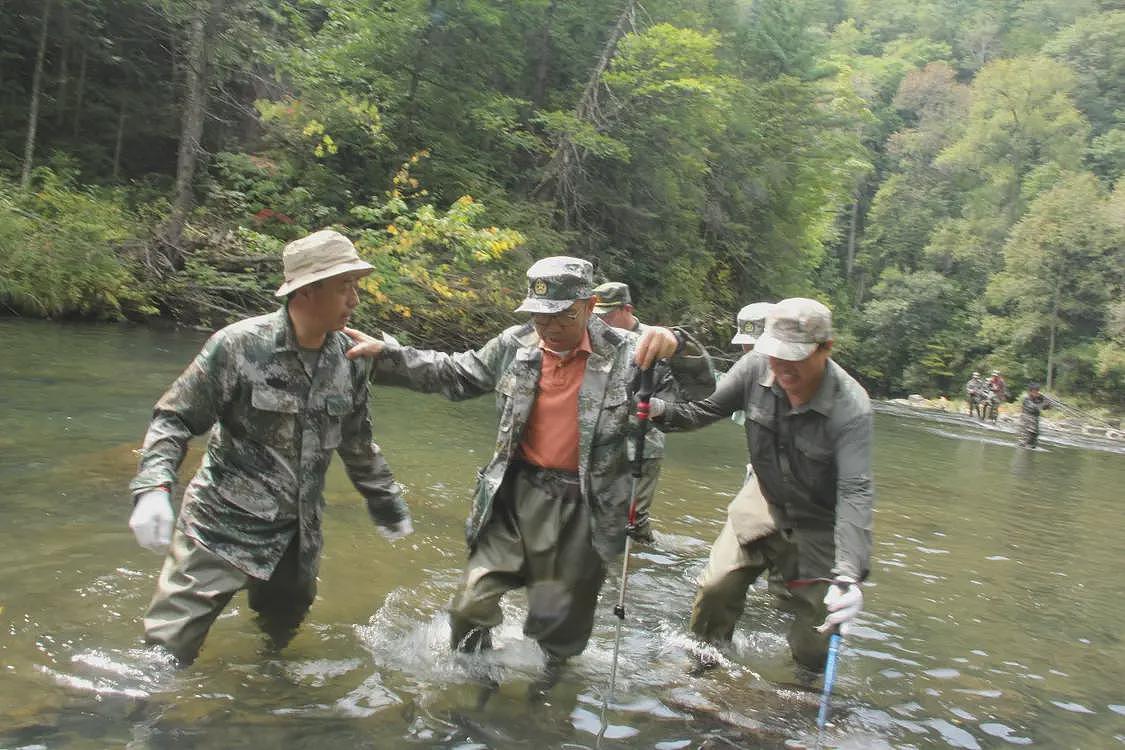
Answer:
[{"left": 605, "top": 366, "right": 656, "bottom": 706}]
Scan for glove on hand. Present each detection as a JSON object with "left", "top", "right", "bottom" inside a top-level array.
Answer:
[
  {"left": 129, "top": 488, "right": 174, "bottom": 553},
  {"left": 819, "top": 576, "right": 863, "bottom": 636},
  {"left": 378, "top": 517, "right": 414, "bottom": 541}
]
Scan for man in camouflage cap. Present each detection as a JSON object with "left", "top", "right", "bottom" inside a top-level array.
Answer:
[
  {"left": 649, "top": 297, "right": 874, "bottom": 673},
  {"left": 344, "top": 256, "right": 714, "bottom": 692},
  {"left": 127, "top": 229, "right": 413, "bottom": 664},
  {"left": 731, "top": 302, "right": 773, "bottom": 351},
  {"left": 592, "top": 280, "right": 662, "bottom": 542}
]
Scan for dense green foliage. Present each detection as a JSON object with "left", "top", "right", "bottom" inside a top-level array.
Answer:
[{"left": 0, "top": 0, "right": 1121, "bottom": 405}]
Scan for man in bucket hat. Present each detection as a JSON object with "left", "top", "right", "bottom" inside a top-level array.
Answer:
[
  {"left": 649, "top": 298, "right": 873, "bottom": 673},
  {"left": 128, "top": 229, "right": 413, "bottom": 664},
  {"left": 343, "top": 256, "right": 714, "bottom": 693}
]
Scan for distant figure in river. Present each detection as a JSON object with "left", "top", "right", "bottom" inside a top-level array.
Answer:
[
  {"left": 965, "top": 371, "right": 987, "bottom": 415},
  {"left": 127, "top": 230, "right": 413, "bottom": 665},
  {"left": 1018, "top": 383, "right": 1051, "bottom": 449},
  {"left": 989, "top": 370, "right": 1008, "bottom": 403}
]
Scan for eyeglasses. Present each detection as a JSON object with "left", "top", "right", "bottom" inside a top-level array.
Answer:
[{"left": 531, "top": 307, "right": 583, "bottom": 326}]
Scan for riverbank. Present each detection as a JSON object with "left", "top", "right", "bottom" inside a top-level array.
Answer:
[{"left": 883, "top": 395, "right": 1125, "bottom": 442}]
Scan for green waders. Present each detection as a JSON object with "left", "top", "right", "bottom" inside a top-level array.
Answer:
[
  {"left": 689, "top": 479, "right": 833, "bottom": 671},
  {"left": 449, "top": 461, "right": 607, "bottom": 662},
  {"left": 143, "top": 528, "right": 316, "bottom": 664}
]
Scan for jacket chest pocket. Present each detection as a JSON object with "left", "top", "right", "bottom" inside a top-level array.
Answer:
[
  {"left": 250, "top": 385, "right": 302, "bottom": 449},
  {"left": 593, "top": 384, "right": 630, "bottom": 446},
  {"left": 495, "top": 373, "right": 520, "bottom": 437},
  {"left": 321, "top": 394, "right": 351, "bottom": 450},
  {"left": 791, "top": 433, "right": 834, "bottom": 495}
]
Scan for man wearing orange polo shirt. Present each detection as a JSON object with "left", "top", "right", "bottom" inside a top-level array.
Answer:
[{"left": 343, "top": 257, "right": 713, "bottom": 688}]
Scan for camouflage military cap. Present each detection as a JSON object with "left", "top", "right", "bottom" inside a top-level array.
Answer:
[
  {"left": 592, "top": 282, "right": 632, "bottom": 313},
  {"left": 731, "top": 302, "right": 773, "bottom": 345},
  {"left": 754, "top": 297, "right": 833, "bottom": 361},
  {"left": 514, "top": 256, "right": 595, "bottom": 314}
]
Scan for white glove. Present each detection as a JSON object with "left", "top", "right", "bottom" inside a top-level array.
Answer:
[
  {"left": 647, "top": 397, "right": 666, "bottom": 418},
  {"left": 129, "top": 488, "right": 174, "bottom": 553},
  {"left": 819, "top": 576, "right": 863, "bottom": 636},
  {"left": 378, "top": 517, "right": 414, "bottom": 541}
]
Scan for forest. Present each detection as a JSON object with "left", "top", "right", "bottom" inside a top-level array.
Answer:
[{"left": 1, "top": 0, "right": 1122, "bottom": 404}]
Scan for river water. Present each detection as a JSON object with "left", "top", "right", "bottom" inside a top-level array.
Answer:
[{"left": 1, "top": 319, "right": 1123, "bottom": 749}]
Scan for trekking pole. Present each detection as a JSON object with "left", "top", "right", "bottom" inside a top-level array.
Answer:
[
  {"left": 606, "top": 365, "right": 656, "bottom": 706},
  {"left": 814, "top": 629, "right": 843, "bottom": 750}
]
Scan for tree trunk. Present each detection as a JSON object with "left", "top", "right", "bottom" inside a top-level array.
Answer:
[
  {"left": 20, "top": 0, "right": 52, "bottom": 190},
  {"left": 1046, "top": 276, "right": 1061, "bottom": 390},
  {"left": 533, "top": 0, "right": 638, "bottom": 231},
  {"left": 845, "top": 191, "right": 860, "bottom": 277},
  {"left": 112, "top": 103, "right": 126, "bottom": 181},
  {"left": 72, "top": 47, "right": 87, "bottom": 136},
  {"left": 55, "top": 6, "right": 69, "bottom": 127},
  {"left": 163, "top": 0, "right": 220, "bottom": 261},
  {"left": 532, "top": 0, "right": 558, "bottom": 108}
]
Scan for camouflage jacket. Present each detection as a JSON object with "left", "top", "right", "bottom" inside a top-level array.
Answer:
[
  {"left": 611, "top": 319, "right": 666, "bottom": 462},
  {"left": 372, "top": 316, "right": 713, "bottom": 562},
  {"left": 130, "top": 308, "right": 409, "bottom": 581}
]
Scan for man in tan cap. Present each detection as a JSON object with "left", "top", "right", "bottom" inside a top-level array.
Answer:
[
  {"left": 343, "top": 256, "right": 713, "bottom": 694},
  {"left": 649, "top": 298, "right": 873, "bottom": 673},
  {"left": 127, "top": 229, "right": 413, "bottom": 664}
]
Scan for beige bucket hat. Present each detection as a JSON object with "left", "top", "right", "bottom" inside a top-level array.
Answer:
[{"left": 274, "top": 229, "right": 374, "bottom": 297}]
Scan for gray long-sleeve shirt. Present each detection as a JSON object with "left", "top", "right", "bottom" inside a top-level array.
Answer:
[{"left": 659, "top": 352, "right": 874, "bottom": 580}]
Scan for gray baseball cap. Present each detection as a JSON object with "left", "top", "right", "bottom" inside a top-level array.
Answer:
[
  {"left": 731, "top": 302, "right": 773, "bottom": 345},
  {"left": 514, "top": 256, "right": 595, "bottom": 314},
  {"left": 592, "top": 281, "right": 632, "bottom": 313},
  {"left": 754, "top": 297, "right": 833, "bottom": 361}
]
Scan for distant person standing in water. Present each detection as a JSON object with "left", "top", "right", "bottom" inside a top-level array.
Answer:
[
  {"left": 1018, "top": 383, "right": 1051, "bottom": 449},
  {"left": 127, "top": 230, "right": 413, "bottom": 665}
]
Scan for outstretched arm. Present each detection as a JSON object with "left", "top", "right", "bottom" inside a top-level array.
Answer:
[{"left": 344, "top": 327, "right": 506, "bottom": 401}]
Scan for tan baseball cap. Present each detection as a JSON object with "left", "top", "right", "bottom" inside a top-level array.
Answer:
[
  {"left": 274, "top": 229, "right": 374, "bottom": 297},
  {"left": 754, "top": 297, "right": 833, "bottom": 361}
]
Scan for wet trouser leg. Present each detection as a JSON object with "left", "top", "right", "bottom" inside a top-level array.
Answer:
[
  {"left": 785, "top": 575, "right": 832, "bottom": 672},
  {"left": 143, "top": 529, "right": 249, "bottom": 664},
  {"left": 247, "top": 536, "right": 316, "bottom": 652},
  {"left": 629, "top": 458, "right": 662, "bottom": 543},
  {"left": 449, "top": 462, "right": 606, "bottom": 661}
]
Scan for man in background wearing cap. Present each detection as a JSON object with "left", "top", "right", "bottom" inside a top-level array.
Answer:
[
  {"left": 649, "top": 298, "right": 873, "bottom": 673},
  {"left": 127, "top": 229, "right": 413, "bottom": 664},
  {"left": 343, "top": 257, "right": 712, "bottom": 689},
  {"left": 592, "top": 281, "right": 661, "bottom": 542}
]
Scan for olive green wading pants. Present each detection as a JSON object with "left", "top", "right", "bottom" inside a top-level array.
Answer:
[
  {"left": 450, "top": 461, "right": 607, "bottom": 661},
  {"left": 630, "top": 457, "right": 662, "bottom": 543},
  {"left": 143, "top": 529, "right": 315, "bottom": 664},
  {"left": 689, "top": 479, "right": 833, "bottom": 671}
]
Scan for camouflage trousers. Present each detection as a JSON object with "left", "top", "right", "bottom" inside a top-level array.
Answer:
[
  {"left": 143, "top": 528, "right": 315, "bottom": 664},
  {"left": 1018, "top": 415, "right": 1041, "bottom": 449},
  {"left": 450, "top": 461, "right": 606, "bottom": 661},
  {"left": 689, "top": 481, "right": 832, "bottom": 671},
  {"left": 629, "top": 458, "right": 662, "bottom": 543}
]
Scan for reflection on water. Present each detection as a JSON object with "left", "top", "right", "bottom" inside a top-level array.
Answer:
[{"left": 1, "top": 319, "right": 1124, "bottom": 748}]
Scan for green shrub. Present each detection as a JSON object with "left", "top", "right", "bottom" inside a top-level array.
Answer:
[{"left": 0, "top": 170, "right": 156, "bottom": 319}]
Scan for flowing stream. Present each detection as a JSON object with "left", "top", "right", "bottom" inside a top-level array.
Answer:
[{"left": 1, "top": 319, "right": 1123, "bottom": 749}]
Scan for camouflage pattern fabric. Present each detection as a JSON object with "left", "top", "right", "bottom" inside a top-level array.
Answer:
[
  {"left": 1018, "top": 394, "right": 1050, "bottom": 448},
  {"left": 130, "top": 307, "right": 410, "bottom": 583},
  {"left": 372, "top": 315, "right": 714, "bottom": 563}
]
